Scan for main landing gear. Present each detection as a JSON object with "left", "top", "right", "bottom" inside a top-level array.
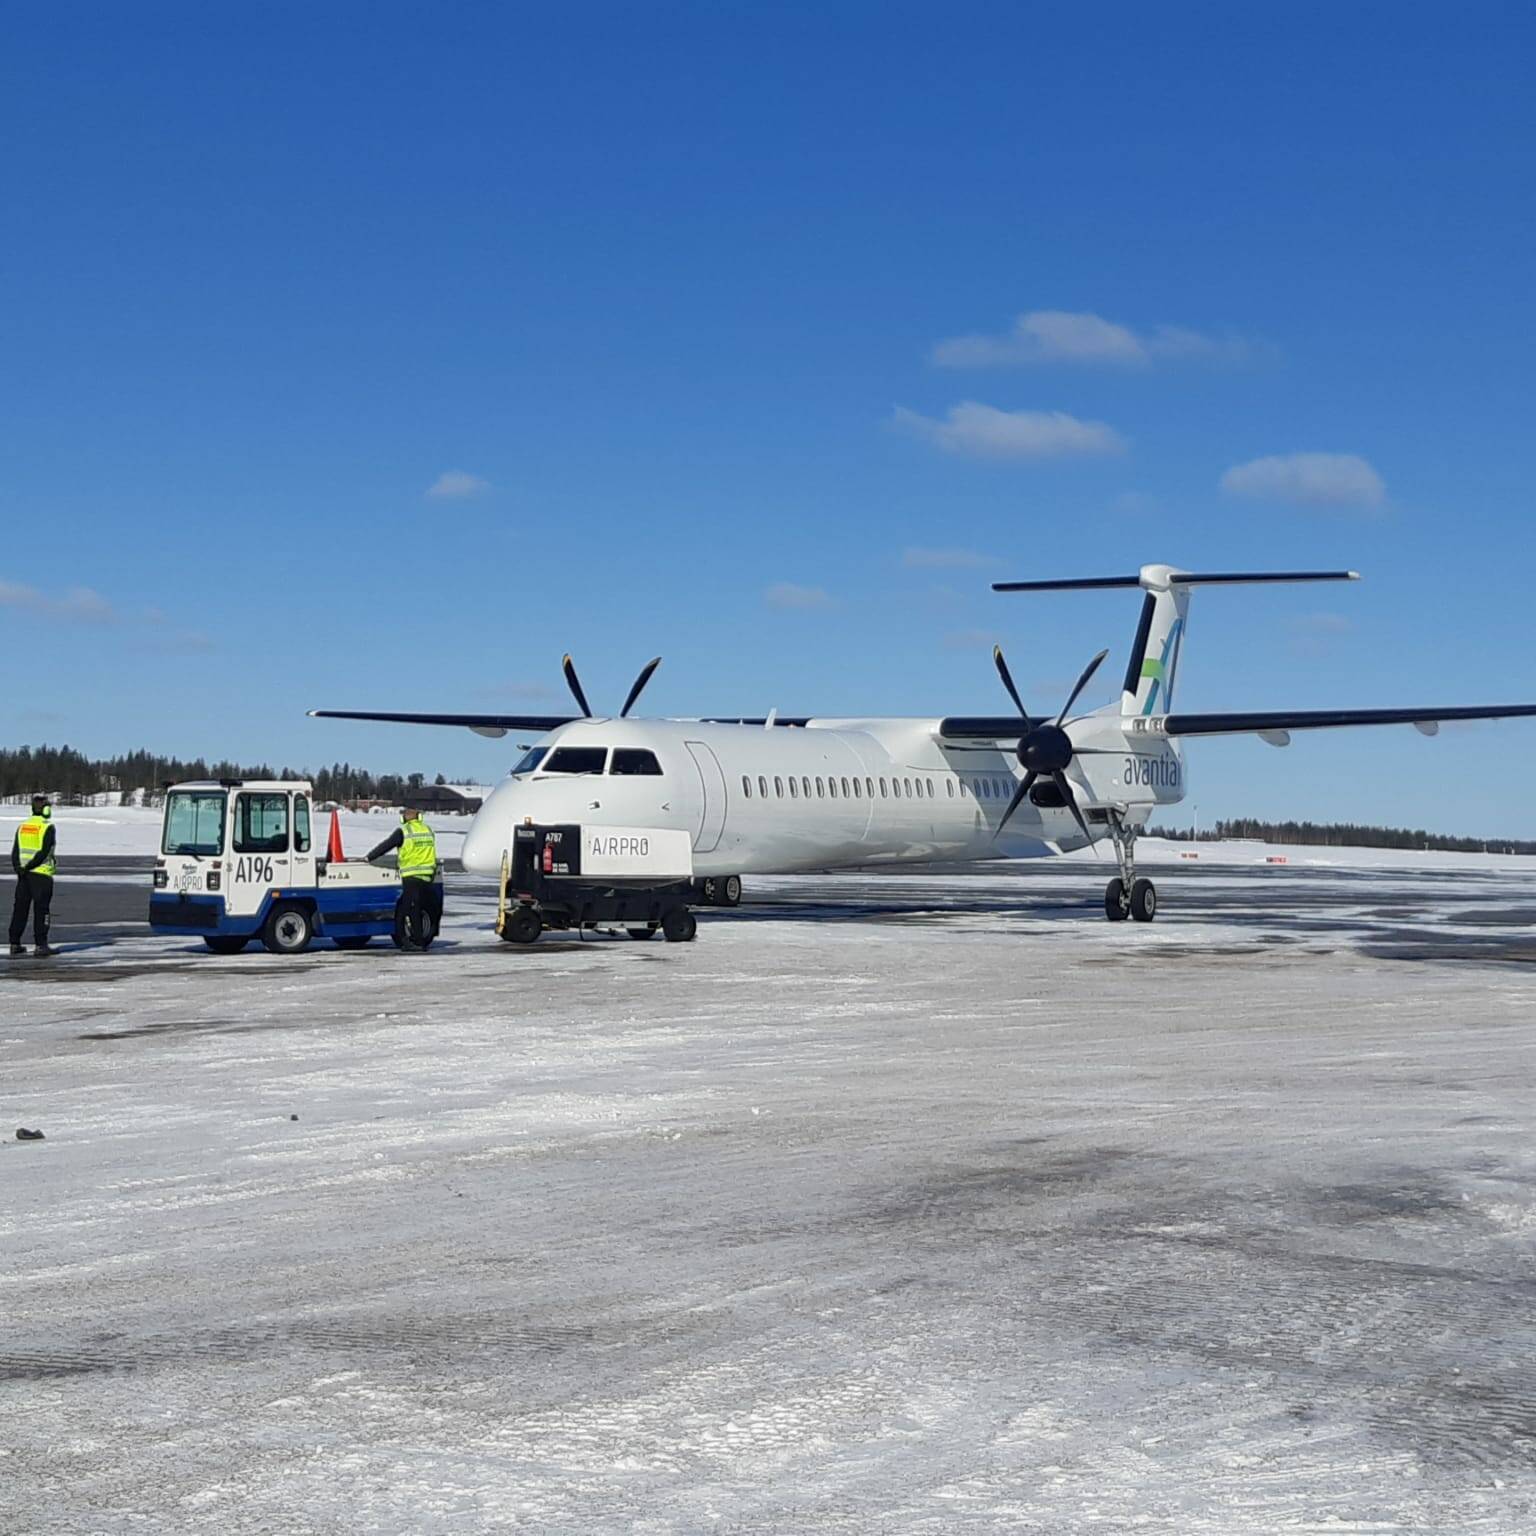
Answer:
[{"left": 1103, "top": 813, "right": 1156, "bottom": 923}]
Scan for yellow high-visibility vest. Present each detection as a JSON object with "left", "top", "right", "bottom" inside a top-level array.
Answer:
[
  {"left": 17, "top": 810, "right": 55, "bottom": 877},
  {"left": 398, "top": 817, "right": 437, "bottom": 880}
]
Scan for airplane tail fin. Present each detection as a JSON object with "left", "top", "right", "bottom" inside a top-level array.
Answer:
[{"left": 991, "top": 565, "right": 1360, "bottom": 718}]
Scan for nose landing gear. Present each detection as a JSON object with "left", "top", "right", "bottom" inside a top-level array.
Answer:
[{"left": 1103, "top": 813, "right": 1156, "bottom": 923}]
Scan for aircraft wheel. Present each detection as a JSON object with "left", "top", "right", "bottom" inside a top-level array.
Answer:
[
  {"left": 501, "top": 906, "right": 542, "bottom": 945},
  {"left": 1130, "top": 878, "right": 1157, "bottom": 923},
  {"left": 661, "top": 907, "right": 697, "bottom": 943},
  {"left": 262, "top": 904, "right": 314, "bottom": 955},
  {"left": 1104, "top": 878, "right": 1129, "bottom": 922},
  {"left": 721, "top": 874, "right": 742, "bottom": 907},
  {"left": 626, "top": 926, "right": 657, "bottom": 941},
  {"left": 203, "top": 935, "right": 249, "bottom": 955}
]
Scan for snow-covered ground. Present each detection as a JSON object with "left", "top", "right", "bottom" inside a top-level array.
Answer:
[
  {"left": 3, "top": 858, "right": 1536, "bottom": 1532},
  {"left": 6, "top": 799, "right": 1535, "bottom": 874},
  {"left": 0, "top": 802, "right": 472, "bottom": 859}
]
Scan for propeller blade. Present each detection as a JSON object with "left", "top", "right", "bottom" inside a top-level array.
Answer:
[
  {"left": 996, "top": 770, "right": 1037, "bottom": 835},
  {"left": 1056, "top": 648, "right": 1111, "bottom": 726},
  {"left": 620, "top": 657, "right": 662, "bottom": 718},
  {"left": 1052, "top": 770, "right": 1096, "bottom": 848},
  {"left": 992, "top": 645, "right": 1030, "bottom": 722},
  {"left": 561, "top": 654, "right": 594, "bottom": 717}
]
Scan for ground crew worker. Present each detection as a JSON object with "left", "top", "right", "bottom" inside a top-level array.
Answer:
[
  {"left": 10, "top": 793, "right": 57, "bottom": 957},
  {"left": 366, "top": 808, "right": 440, "bottom": 949}
]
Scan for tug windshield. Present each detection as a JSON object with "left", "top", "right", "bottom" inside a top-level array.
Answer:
[{"left": 162, "top": 791, "right": 226, "bottom": 857}]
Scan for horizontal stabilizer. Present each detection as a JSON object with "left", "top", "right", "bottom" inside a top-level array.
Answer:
[
  {"left": 994, "top": 569, "right": 1359, "bottom": 592},
  {"left": 1163, "top": 704, "right": 1536, "bottom": 737}
]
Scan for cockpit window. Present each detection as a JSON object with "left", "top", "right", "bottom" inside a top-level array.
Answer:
[
  {"left": 610, "top": 749, "right": 663, "bottom": 777},
  {"left": 543, "top": 746, "right": 608, "bottom": 775},
  {"left": 511, "top": 746, "right": 548, "bottom": 775}
]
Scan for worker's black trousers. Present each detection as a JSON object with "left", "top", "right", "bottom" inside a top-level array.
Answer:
[
  {"left": 9, "top": 873, "right": 53, "bottom": 949},
  {"left": 397, "top": 878, "right": 440, "bottom": 949}
]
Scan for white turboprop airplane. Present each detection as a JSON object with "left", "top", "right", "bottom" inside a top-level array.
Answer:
[{"left": 311, "top": 565, "right": 1536, "bottom": 922}]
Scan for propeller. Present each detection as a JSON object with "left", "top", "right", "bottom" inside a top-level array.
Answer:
[
  {"left": 993, "top": 646, "right": 1110, "bottom": 847},
  {"left": 561, "top": 654, "right": 663, "bottom": 719}
]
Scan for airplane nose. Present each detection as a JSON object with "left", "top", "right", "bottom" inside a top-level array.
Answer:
[{"left": 462, "top": 791, "right": 512, "bottom": 875}]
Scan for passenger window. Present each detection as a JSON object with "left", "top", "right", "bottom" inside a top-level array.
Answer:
[
  {"left": 742, "top": 775, "right": 752, "bottom": 799},
  {"left": 788, "top": 777, "right": 798, "bottom": 799},
  {"left": 545, "top": 747, "right": 608, "bottom": 775},
  {"left": 827, "top": 777, "right": 837, "bottom": 798},
  {"left": 840, "top": 777, "right": 850, "bottom": 797},
  {"left": 759, "top": 775, "right": 768, "bottom": 798},
  {"left": 234, "top": 792, "right": 289, "bottom": 854},
  {"left": 611, "top": 749, "right": 663, "bottom": 776},
  {"left": 815, "top": 777, "right": 824, "bottom": 797},
  {"left": 852, "top": 778, "right": 861, "bottom": 799},
  {"left": 879, "top": 778, "right": 888, "bottom": 798},
  {"left": 903, "top": 778, "right": 913, "bottom": 797},
  {"left": 946, "top": 779, "right": 954, "bottom": 798},
  {"left": 802, "top": 776, "right": 811, "bottom": 799},
  {"left": 774, "top": 776, "right": 783, "bottom": 798},
  {"left": 865, "top": 777, "right": 874, "bottom": 798},
  {"left": 294, "top": 794, "right": 311, "bottom": 853}
]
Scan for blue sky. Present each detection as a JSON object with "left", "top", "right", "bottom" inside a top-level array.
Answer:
[{"left": 6, "top": 3, "right": 1535, "bottom": 832}]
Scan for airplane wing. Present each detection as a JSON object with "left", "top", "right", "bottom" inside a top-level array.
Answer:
[
  {"left": 308, "top": 709, "right": 579, "bottom": 739},
  {"left": 1162, "top": 704, "right": 1536, "bottom": 737}
]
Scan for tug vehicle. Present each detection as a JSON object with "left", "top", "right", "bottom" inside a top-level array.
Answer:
[
  {"left": 497, "top": 821, "right": 700, "bottom": 943},
  {"left": 149, "top": 779, "right": 441, "bottom": 954}
]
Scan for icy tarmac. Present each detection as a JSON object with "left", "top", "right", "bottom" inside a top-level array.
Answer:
[{"left": 4, "top": 858, "right": 1536, "bottom": 1533}]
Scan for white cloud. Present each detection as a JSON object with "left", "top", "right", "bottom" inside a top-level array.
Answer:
[
  {"left": 1287, "top": 611, "right": 1354, "bottom": 657},
  {"left": 765, "top": 582, "right": 833, "bottom": 611},
  {"left": 894, "top": 402, "right": 1126, "bottom": 460},
  {"left": 1219, "top": 452, "right": 1386, "bottom": 510},
  {"left": 426, "top": 470, "right": 491, "bottom": 500},
  {"left": 0, "top": 579, "right": 117, "bottom": 623},
  {"left": 932, "top": 309, "right": 1250, "bottom": 369},
  {"left": 902, "top": 546, "right": 997, "bottom": 570}
]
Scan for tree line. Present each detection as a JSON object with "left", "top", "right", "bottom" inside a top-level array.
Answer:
[
  {"left": 1150, "top": 817, "right": 1536, "bottom": 855},
  {"left": 0, "top": 744, "right": 457, "bottom": 805}
]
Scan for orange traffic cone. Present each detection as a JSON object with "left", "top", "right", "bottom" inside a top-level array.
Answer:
[{"left": 327, "top": 809, "right": 345, "bottom": 863}]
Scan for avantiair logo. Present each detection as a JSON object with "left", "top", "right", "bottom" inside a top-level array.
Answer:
[{"left": 1140, "top": 618, "right": 1183, "bottom": 714}]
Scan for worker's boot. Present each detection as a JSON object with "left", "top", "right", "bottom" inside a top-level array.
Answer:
[
  {"left": 33, "top": 944, "right": 55, "bottom": 958},
  {"left": 8, "top": 944, "right": 25, "bottom": 957}
]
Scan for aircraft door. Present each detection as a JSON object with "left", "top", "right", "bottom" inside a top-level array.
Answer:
[{"left": 684, "top": 741, "right": 728, "bottom": 853}]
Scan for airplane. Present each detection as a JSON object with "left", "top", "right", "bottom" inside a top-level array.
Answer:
[{"left": 310, "top": 564, "right": 1536, "bottom": 923}]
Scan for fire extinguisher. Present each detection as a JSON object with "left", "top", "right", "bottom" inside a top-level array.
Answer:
[{"left": 542, "top": 841, "right": 554, "bottom": 875}]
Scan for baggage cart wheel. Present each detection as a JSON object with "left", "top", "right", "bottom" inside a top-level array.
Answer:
[
  {"left": 203, "top": 935, "right": 249, "bottom": 955},
  {"left": 661, "top": 907, "right": 697, "bottom": 943},
  {"left": 262, "top": 904, "right": 314, "bottom": 955},
  {"left": 501, "top": 906, "right": 543, "bottom": 945}
]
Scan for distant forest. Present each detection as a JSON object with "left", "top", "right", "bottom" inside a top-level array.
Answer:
[
  {"left": 1150, "top": 818, "right": 1536, "bottom": 856},
  {"left": 0, "top": 744, "right": 456, "bottom": 804}
]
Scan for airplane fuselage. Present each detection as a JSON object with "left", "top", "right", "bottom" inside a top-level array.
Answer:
[{"left": 460, "top": 716, "right": 1182, "bottom": 877}]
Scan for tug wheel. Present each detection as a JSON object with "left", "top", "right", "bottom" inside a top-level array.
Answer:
[
  {"left": 1130, "top": 878, "right": 1158, "bottom": 923},
  {"left": 501, "top": 906, "right": 543, "bottom": 945},
  {"left": 626, "top": 926, "right": 658, "bottom": 941},
  {"left": 262, "top": 904, "right": 314, "bottom": 955},
  {"left": 661, "top": 907, "right": 697, "bottom": 943},
  {"left": 1104, "top": 877, "right": 1129, "bottom": 922},
  {"left": 203, "top": 935, "right": 249, "bottom": 955}
]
